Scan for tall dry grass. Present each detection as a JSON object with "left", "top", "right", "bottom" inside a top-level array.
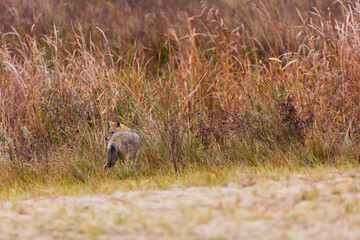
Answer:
[{"left": 0, "top": 0, "right": 359, "bottom": 189}]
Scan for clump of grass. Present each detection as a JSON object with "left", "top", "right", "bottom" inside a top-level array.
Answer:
[{"left": 301, "top": 188, "right": 319, "bottom": 201}]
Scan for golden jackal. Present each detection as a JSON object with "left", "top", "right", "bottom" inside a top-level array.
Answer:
[{"left": 104, "top": 121, "right": 141, "bottom": 169}]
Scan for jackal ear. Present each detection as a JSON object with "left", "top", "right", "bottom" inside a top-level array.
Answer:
[
  {"left": 109, "top": 121, "right": 114, "bottom": 127},
  {"left": 115, "top": 121, "right": 121, "bottom": 127}
]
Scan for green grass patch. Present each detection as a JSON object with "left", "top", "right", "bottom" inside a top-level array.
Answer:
[{"left": 1, "top": 161, "right": 358, "bottom": 200}]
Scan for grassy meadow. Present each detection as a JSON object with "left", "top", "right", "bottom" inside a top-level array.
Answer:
[{"left": 0, "top": 0, "right": 359, "bottom": 195}]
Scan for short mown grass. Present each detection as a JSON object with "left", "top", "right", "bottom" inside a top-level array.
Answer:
[{"left": 1, "top": 160, "right": 358, "bottom": 200}]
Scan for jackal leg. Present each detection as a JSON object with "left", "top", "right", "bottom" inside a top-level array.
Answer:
[
  {"left": 131, "top": 152, "right": 138, "bottom": 165},
  {"left": 122, "top": 153, "right": 130, "bottom": 171}
]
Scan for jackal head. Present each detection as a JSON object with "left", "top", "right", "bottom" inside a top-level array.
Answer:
[{"left": 105, "top": 121, "right": 131, "bottom": 141}]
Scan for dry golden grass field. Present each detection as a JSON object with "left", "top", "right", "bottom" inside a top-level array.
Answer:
[{"left": 0, "top": 0, "right": 359, "bottom": 239}]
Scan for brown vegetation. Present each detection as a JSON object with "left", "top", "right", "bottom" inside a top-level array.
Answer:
[{"left": 0, "top": 0, "right": 359, "bottom": 187}]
